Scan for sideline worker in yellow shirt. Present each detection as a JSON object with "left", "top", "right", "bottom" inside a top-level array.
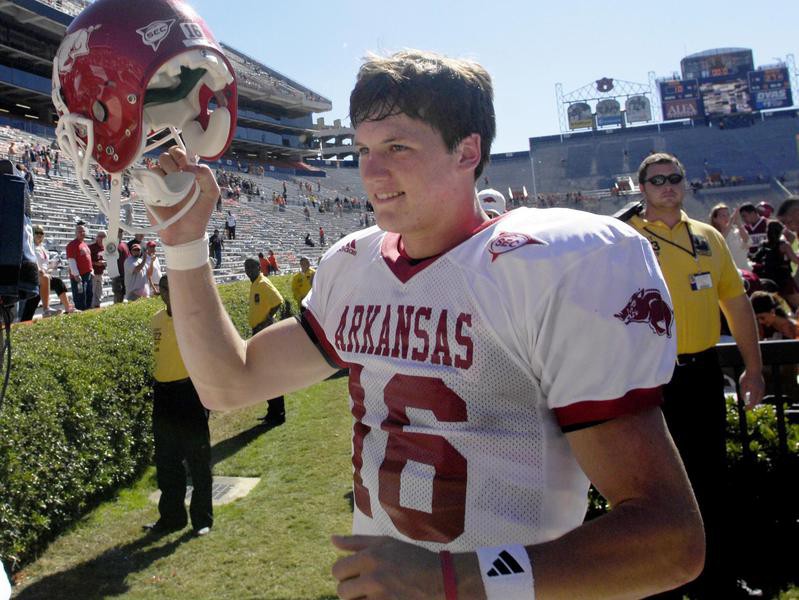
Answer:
[
  {"left": 624, "top": 152, "right": 764, "bottom": 598},
  {"left": 244, "top": 257, "right": 286, "bottom": 426},
  {"left": 148, "top": 274, "right": 213, "bottom": 537},
  {"left": 291, "top": 256, "right": 315, "bottom": 309}
]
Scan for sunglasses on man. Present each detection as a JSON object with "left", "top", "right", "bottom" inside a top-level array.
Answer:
[{"left": 644, "top": 173, "right": 684, "bottom": 186}]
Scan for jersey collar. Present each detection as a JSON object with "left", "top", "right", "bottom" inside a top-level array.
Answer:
[{"left": 381, "top": 213, "right": 509, "bottom": 284}]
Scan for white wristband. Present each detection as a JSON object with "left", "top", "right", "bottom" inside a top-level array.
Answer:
[
  {"left": 163, "top": 234, "right": 210, "bottom": 271},
  {"left": 476, "top": 545, "right": 534, "bottom": 599}
]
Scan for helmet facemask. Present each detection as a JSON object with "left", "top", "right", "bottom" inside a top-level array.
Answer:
[{"left": 53, "top": 46, "right": 236, "bottom": 276}]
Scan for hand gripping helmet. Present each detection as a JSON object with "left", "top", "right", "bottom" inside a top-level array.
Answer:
[{"left": 52, "top": 0, "right": 236, "bottom": 219}]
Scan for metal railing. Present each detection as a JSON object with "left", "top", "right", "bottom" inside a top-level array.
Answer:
[{"left": 717, "top": 339, "right": 798, "bottom": 463}]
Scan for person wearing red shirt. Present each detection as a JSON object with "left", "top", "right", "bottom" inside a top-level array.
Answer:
[
  {"left": 66, "top": 223, "right": 94, "bottom": 310},
  {"left": 266, "top": 249, "right": 279, "bottom": 275}
]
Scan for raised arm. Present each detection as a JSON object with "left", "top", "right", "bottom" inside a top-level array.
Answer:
[{"left": 149, "top": 147, "right": 336, "bottom": 410}]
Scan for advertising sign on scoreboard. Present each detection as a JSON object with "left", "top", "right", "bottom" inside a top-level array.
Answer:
[
  {"left": 749, "top": 67, "right": 793, "bottom": 111},
  {"left": 567, "top": 102, "right": 593, "bottom": 129},
  {"left": 596, "top": 98, "right": 622, "bottom": 126},
  {"left": 660, "top": 79, "right": 700, "bottom": 120},
  {"left": 625, "top": 95, "right": 652, "bottom": 123}
]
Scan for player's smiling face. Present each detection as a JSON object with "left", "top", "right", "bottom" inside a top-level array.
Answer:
[{"left": 355, "top": 113, "right": 464, "bottom": 246}]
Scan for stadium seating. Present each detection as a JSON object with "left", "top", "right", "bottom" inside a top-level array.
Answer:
[{"left": 1, "top": 126, "right": 371, "bottom": 314}]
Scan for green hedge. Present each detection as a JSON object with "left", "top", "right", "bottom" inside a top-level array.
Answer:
[{"left": 0, "top": 275, "right": 296, "bottom": 569}]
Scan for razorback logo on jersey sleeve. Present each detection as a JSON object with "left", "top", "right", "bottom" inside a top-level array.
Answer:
[
  {"left": 614, "top": 288, "right": 673, "bottom": 337},
  {"left": 487, "top": 232, "right": 545, "bottom": 262}
]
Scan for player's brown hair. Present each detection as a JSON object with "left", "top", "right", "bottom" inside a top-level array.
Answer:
[
  {"left": 349, "top": 49, "right": 495, "bottom": 179},
  {"left": 637, "top": 152, "right": 686, "bottom": 183}
]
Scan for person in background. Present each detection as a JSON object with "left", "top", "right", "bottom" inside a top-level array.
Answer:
[
  {"left": 225, "top": 211, "right": 236, "bottom": 240},
  {"left": 290, "top": 256, "right": 315, "bottom": 310},
  {"left": 124, "top": 244, "right": 149, "bottom": 301},
  {"left": 111, "top": 228, "right": 130, "bottom": 304},
  {"left": 750, "top": 291, "right": 798, "bottom": 340},
  {"left": 145, "top": 240, "right": 162, "bottom": 295},
  {"left": 266, "top": 249, "right": 279, "bottom": 275},
  {"left": 88, "top": 230, "right": 107, "bottom": 308},
  {"left": 20, "top": 225, "right": 75, "bottom": 319},
  {"left": 66, "top": 223, "right": 93, "bottom": 310},
  {"left": 244, "top": 257, "right": 287, "bottom": 426},
  {"left": 709, "top": 203, "right": 750, "bottom": 270},
  {"left": 626, "top": 151, "right": 764, "bottom": 598},
  {"left": 145, "top": 275, "right": 213, "bottom": 537},
  {"left": 209, "top": 229, "right": 223, "bottom": 269},
  {"left": 751, "top": 220, "right": 799, "bottom": 311},
  {"left": 740, "top": 203, "right": 768, "bottom": 254}
]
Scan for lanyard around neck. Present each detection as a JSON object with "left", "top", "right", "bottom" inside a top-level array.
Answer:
[{"left": 644, "top": 221, "right": 697, "bottom": 260}]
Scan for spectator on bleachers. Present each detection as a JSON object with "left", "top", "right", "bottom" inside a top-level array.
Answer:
[
  {"left": 303, "top": 206, "right": 310, "bottom": 222},
  {"left": 291, "top": 256, "right": 315, "bottom": 309},
  {"left": 145, "top": 241, "right": 162, "bottom": 295},
  {"left": 111, "top": 228, "right": 130, "bottom": 304},
  {"left": 225, "top": 211, "right": 236, "bottom": 240},
  {"left": 750, "top": 291, "right": 799, "bottom": 339},
  {"left": 303, "top": 233, "right": 314, "bottom": 247},
  {"left": 52, "top": 149, "right": 60, "bottom": 176},
  {"left": 66, "top": 223, "right": 93, "bottom": 310},
  {"left": 17, "top": 163, "right": 34, "bottom": 195},
  {"left": 126, "top": 232, "right": 145, "bottom": 252},
  {"left": 7, "top": 141, "right": 16, "bottom": 160},
  {"left": 319, "top": 226, "right": 325, "bottom": 247},
  {"left": 709, "top": 203, "right": 750, "bottom": 270},
  {"left": 124, "top": 244, "right": 149, "bottom": 301},
  {"left": 751, "top": 220, "right": 799, "bottom": 311},
  {"left": 209, "top": 229, "right": 224, "bottom": 269},
  {"left": 88, "top": 230, "right": 107, "bottom": 308}
]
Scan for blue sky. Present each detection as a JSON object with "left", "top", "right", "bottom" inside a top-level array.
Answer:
[{"left": 190, "top": 0, "right": 798, "bottom": 153}]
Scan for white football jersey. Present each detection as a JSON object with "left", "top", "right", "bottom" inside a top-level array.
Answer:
[{"left": 304, "top": 207, "right": 676, "bottom": 552}]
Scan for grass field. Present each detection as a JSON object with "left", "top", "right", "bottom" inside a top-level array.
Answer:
[{"left": 11, "top": 377, "right": 354, "bottom": 599}]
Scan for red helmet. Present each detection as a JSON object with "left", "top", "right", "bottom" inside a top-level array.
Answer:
[
  {"left": 757, "top": 201, "right": 774, "bottom": 218},
  {"left": 52, "top": 0, "right": 237, "bottom": 175}
]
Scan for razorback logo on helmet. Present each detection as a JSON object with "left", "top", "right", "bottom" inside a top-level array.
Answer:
[
  {"left": 487, "top": 232, "right": 544, "bottom": 262},
  {"left": 56, "top": 25, "right": 100, "bottom": 74},
  {"left": 614, "top": 288, "right": 673, "bottom": 337},
  {"left": 136, "top": 19, "right": 176, "bottom": 51}
]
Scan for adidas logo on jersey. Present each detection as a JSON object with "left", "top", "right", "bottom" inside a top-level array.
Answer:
[
  {"left": 486, "top": 550, "right": 526, "bottom": 577},
  {"left": 338, "top": 239, "right": 357, "bottom": 256}
]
